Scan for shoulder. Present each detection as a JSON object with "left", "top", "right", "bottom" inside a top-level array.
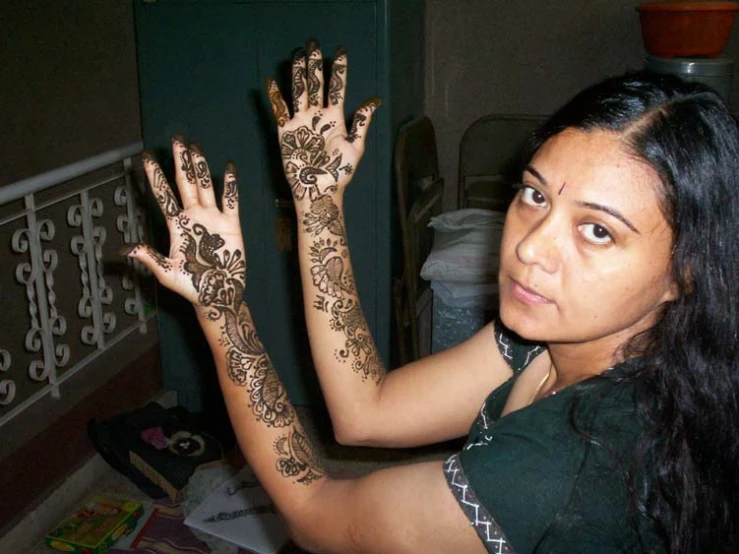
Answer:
[{"left": 448, "top": 378, "right": 654, "bottom": 552}]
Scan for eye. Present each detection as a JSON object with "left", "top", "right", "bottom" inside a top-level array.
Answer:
[
  {"left": 517, "top": 185, "right": 547, "bottom": 207},
  {"left": 579, "top": 223, "right": 613, "bottom": 245}
]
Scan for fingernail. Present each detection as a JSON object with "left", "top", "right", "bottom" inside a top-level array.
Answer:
[
  {"left": 171, "top": 133, "right": 186, "bottom": 146},
  {"left": 118, "top": 244, "right": 138, "bottom": 257},
  {"left": 335, "top": 46, "right": 346, "bottom": 58},
  {"left": 306, "top": 38, "right": 320, "bottom": 55},
  {"left": 141, "top": 150, "right": 156, "bottom": 164},
  {"left": 292, "top": 47, "right": 306, "bottom": 61},
  {"left": 225, "top": 161, "right": 237, "bottom": 177},
  {"left": 190, "top": 142, "right": 203, "bottom": 156},
  {"left": 362, "top": 97, "right": 382, "bottom": 110}
]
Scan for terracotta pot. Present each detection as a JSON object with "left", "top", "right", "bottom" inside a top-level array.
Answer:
[{"left": 637, "top": 2, "right": 739, "bottom": 57}]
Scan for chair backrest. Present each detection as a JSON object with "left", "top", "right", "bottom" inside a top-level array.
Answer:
[
  {"left": 394, "top": 116, "right": 444, "bottom": 362},
  {"left": 458, "top": 114, "right": 546, "bottom": 210}
]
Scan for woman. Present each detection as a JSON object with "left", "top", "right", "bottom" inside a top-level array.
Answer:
[{"left": 125, "top": 41, "right": 738, "bottom": 553}]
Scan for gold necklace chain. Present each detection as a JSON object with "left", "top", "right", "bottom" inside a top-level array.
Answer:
[{"left": 530, "top": 363, "right": 555, "bottom": 405}]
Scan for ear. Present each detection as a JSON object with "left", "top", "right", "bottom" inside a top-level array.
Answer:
[{"left": 661, "top": 264, "right": 691, "bottom": 303}]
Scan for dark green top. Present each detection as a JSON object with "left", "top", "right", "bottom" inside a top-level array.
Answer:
[{"left": 443, "top": 320, "right": 662, "bottom": 553}]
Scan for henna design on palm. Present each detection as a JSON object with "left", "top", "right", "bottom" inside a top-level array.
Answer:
[{"left": 280, "top": 126, "right": 343, "bottom": 201}]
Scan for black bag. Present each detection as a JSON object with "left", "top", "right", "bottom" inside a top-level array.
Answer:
[{"left": 88, "top": 402, "right": 223, "bottom": 500}]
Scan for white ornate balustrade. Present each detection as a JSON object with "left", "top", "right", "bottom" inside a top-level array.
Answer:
[{"left": 0, "top": 144, "right": 157, "bottom": 430}]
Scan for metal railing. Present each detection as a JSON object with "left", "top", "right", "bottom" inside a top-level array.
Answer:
[{"left": 0, "top": 142, "right": 157, "bottom": 428}]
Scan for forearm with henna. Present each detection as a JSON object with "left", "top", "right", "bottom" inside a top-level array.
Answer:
[
  {"left": 130, "top": 144, "right": 325, "bottom": 507},
  {"left": 185, "top": 220, "right": 324, "bottom": 486},
  {"left": 298, "top": 194, "right": 384, "bottom": 384},
  {"left": 267, "top": 41, "right": 385, "bottom": 391}
]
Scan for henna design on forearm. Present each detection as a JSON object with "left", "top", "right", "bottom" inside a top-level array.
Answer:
[
  {"left": 301, "top": 195, "right": 383, "bottom": 383},
  {"left": 303, "top": 195, "right": 344, "bottom": 237},
  {"left": 328, "top": 49, "right": 346, "bottom": 106},
  {"left": 329, "top": 299, "right": 382, "bottom": 381},
  {"left": 274, "top": 429, "right": 324, "bottom": 485},
  {"left": 308, "top": 237, "right": 353, "bottom": 298},
  {"left": 144, "top": 149, "right": 324, "bottom": 486},
  {"left": 173, "top": 217, "right": 296, "bottom": 429}
]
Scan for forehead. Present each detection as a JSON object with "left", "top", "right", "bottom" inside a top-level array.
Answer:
[{"left": 529, "top": 129, "right": 666, "bottom": 218}]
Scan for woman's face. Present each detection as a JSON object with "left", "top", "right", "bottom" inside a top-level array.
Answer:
[{"left": 499, "top": 128, "right": 677, "bottom": 352}]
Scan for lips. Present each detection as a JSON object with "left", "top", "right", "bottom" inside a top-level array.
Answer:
[{"left": 510, "top": 278, "right": 553, "bottom": 305}]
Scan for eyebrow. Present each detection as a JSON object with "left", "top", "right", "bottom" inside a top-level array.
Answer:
[{"left": 523, "top": 165, "right": 641, "bottom": 234}]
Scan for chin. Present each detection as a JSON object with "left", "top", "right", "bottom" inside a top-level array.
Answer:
[{"left": 498, "top": 296, "right": 548, "bottom": 342}]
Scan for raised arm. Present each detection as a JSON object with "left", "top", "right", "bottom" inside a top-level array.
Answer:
[
  {"left": 266, "top": 42, "right": 529, "bottom": 447},
  {"left": 126, "top": 140, "right": 487, "bottom": 554}
]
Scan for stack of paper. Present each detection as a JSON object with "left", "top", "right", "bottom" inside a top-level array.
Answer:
[{"left": 184, "top": 465, "right": 290, "bottom": 554}]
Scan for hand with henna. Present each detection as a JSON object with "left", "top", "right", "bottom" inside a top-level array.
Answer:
[
  {"left": 266, "top": 39, "right": 380, "bottom": 204},
  {"left": 124, "top": 137, "right": 245, "bottom": 318}
]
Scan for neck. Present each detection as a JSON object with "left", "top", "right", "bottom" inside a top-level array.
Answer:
[{"left": 546, "top": 338, "right": 623, "bottom": 391}]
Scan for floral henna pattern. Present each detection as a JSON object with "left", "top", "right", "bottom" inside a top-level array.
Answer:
[
  {"left": 308, "top": 237, "right": 353, "bottom": 298},
  {"left": 303, "top": 195, "right": 345, "bottom": 237},
  {"left": 141, "top": 148, "right": 324, "bottom": 485},
  {"left": 274, "top": 429, "right": 324, "bottom": 485},
  {"left": 174, "top": 219, "right": 296, "bottom": 430},
  {"left": 280, "top": 127, "right": 342, "bottom": 201},
  {"left": 300, "top": 194, "right": 383, "bottom": 381},
  {"left": 248, "top": 356, "right": 294, "bottom": 428}
]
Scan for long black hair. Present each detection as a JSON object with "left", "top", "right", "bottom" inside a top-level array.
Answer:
[{"left": 525, "top": 72, "right": 739, "bottom": 552}]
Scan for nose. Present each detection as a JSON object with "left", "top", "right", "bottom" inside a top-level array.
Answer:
[{"left": 515, "top": 214, "right": 560, "bottom": 274}]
